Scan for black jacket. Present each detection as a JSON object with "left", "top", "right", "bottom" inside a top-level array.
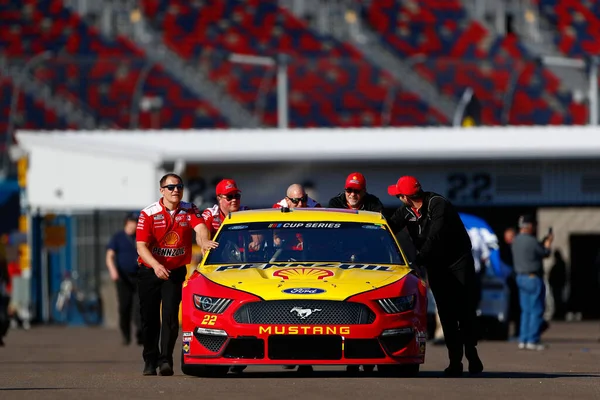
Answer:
[
  {"left": 327, "top": 192, "right": 384, "bottom": 212},
  {"left": 387, "top": 191, "right": 472, "bottom": 268}
]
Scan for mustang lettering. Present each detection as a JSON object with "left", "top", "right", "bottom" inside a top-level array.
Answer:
[{"left": 258, "top": 326, "right": 351, "bottom": 335}]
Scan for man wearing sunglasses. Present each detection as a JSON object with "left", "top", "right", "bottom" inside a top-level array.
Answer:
[
  {"left": 201, "top": 179, "right": 249, "bottom": 244},
  {"left": 273, "top": 183, "right": 321, "bottom": 209},
  {"left": 136, "top": 173, "right": 213, "bottom": 377},
  {"left": 327, "top": 172, "right": 384, "bottom": 212},
  {"left": 386, "top": 176, "right": 483, "bottom": 377}
]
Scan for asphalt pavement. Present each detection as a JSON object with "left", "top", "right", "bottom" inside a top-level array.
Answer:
[{"left": 0, "top": 321, "right": 599, "bottom": 400}]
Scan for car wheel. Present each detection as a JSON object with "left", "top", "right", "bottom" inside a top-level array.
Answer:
[{"left": 377, "top": 364, "right": 420, "bottom": 377}]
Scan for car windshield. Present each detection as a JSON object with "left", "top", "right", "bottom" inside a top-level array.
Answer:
[{"left": 204, "top": 221, "right": 405, "bottom": 265}]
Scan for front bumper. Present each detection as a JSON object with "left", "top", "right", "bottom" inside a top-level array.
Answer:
[{"left": 182, "top": 322, "right": 426, "bottom": 366}]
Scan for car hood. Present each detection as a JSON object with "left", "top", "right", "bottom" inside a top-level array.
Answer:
[{"left": 199, "top": 262, "right": 412, "bottom": 301}]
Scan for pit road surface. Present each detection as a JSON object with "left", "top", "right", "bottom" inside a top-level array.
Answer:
[{"left": 1, "top": 321, "right": 599, "bottom": 400}]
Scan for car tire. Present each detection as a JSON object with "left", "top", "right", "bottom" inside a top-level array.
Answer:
[
  {"left": 181, "top": 351, "right": 229, "bottom": 377},
  {"left": 377, "top": 364, "right": 420, "bottom": 377}
]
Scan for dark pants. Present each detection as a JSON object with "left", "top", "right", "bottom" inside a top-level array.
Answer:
[
  {"left": 0, "top": 295, "right": 9, "bottom": 339},
  {"left": 116, "top": 270, "right": 142, "bottom": 343},
  {"left": 138, "top": 265, "right": 187, "bottom": 367},
  {"left": 427, "top": 254, "right": 480, "bottom": 365}
]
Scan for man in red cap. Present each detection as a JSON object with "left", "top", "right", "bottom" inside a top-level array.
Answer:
[
  {"left": 199, "top": 179, "right": 251, "bottom": 252},
  {"left": 387, "top": 176, "right": 483, "bottom": 377},
  {"left": 328, "top": 172, "right": 383, "bottom": 212}
]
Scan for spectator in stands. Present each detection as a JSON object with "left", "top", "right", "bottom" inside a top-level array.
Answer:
[
  {"left": 106, "top": 212, "right": 143, "bottom": 346},
  {"left": 328, "top": 172, "right": 384, "bottom": 212},
  {"left": 386, "top": 176, "right": 483, "bottom": 377},
  {"left": 136, "top": 173, "right": 209, "bottom": 376},
  {"left": 512, "top": 215, "right": 553, "bottom": 351},
  {"left": 273, "top": 183, "right": 321, "bottom": 209}
]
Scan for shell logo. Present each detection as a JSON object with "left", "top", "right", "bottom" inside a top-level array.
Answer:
[
  {"left": 162, "top": 231, "right": 180, "bottom": 246},
  {"left": 273, "top": 268, "right": 334, "bottom": 280}
]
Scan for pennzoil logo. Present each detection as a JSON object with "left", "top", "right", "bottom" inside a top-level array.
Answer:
[
  {"left": 273, "top": 268, "right": 334, "bottom": 280},
  {"left": 152, "top": 247, "right": 185, "bottom": 257},
  {"left": 162, "top": 231, "right": 180, "bottom": 246},
  {"left": 258, "top": 326, "right": 350, "bottom": 335}
]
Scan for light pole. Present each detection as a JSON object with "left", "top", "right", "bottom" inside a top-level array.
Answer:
[
  {"left": 5, "top": 50, "right": 53, "bottom": 172},
  {"left": 228, "top": 53, "right": 288, "bottom": 129}
]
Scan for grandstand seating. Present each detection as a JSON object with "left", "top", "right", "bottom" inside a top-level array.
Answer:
[
  {"left": 140, "top": 0, "right": 448, "bottom": 127},
  {"left": 0, "top": 0, "right": 228, "bottom": 129},
  {"left": 362, "top": 0, "right": 587, "bottom": 125},
  {"left": 0, "top": 74, "right": 73, "bottom": 153},
  {"left": 536, "top": 0, "right": 600, "bottom": 57}
]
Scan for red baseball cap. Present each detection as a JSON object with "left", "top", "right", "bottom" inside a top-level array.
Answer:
[
  {"left": 388, "top": 176, "right": 422, "bottom": 196},
  {"left": 216, "top": 179, "right": 241, "bottom": 196},
  {"left": 345, "top": 172, "right": 366, "bottom": 191}
]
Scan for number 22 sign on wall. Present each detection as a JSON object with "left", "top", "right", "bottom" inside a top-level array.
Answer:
[{"left": 446, "top": 172, "right": 493, "bottom": 204}]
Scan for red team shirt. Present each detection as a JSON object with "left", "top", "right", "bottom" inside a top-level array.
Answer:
[
  {"left": 136, "top": 199, "right": 203, "bottom": 270},
  {"left": 201, "top": 204, "right": 249, "bottom": 237}
]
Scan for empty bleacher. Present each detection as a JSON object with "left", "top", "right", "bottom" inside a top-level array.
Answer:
[
  {"left": 362, "top": 0, "right": 587, "bottom": 125},
  {"left": 0, "top": 0, "right": 229, "bottom": 129},
  {"left": 141, "top": 0, "right": 448, "bottom": 127}
]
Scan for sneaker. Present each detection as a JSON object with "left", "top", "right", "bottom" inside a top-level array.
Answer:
[
  {"left": 517, "top": 342, "right": 526, "bottom": 350},
  {"left": 158, "top": 362, "right": 174, "bottom": 376},
  {"left": 143, "top": 362, "right": 157, "bottom": 376},
  {"left": 525, "top": 343, "right": 547, "bottom": 351}
]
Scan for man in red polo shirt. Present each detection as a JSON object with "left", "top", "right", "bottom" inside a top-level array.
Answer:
[{"left": 136, "top": 173, "right": 211, "bottom": 377}]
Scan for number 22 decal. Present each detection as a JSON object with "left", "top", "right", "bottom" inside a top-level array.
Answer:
[{"left": 201, "top": 315, "right": 217, "bottom": 325}]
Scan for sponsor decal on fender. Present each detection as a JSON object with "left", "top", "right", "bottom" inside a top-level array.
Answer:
[{"left": 258, "top": 326, "right": 351, "bottom": 335}]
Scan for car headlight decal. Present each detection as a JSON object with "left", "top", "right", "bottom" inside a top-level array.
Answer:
[
  {"left": 193, "top": 294, "right": 233, "bottom": 314},
  {"left": 377, "top": 295, "right": 415, "bottom": 314}
]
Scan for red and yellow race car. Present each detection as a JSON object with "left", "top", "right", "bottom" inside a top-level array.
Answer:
[{"left": 181, "top": 208, "right": 428, "bottom": 376}]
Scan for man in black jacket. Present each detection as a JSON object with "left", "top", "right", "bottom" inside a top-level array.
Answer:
[
  {"left": 387, "top": 176, "right": 483, "bottom": 376},
  {"left": 328, "top": 172, "right": 384, "bottom": 212}
]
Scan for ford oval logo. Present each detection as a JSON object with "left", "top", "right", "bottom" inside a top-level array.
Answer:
[{"left": 282, "top": 287, "right": 326, "bottom": 295}]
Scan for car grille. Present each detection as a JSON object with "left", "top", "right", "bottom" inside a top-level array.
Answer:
[
  {"left": 233, "top": 300, "right": 375, "bottom": 325},
  {"left": 194, "top": 332, "right": 228, "bottom": 352}
]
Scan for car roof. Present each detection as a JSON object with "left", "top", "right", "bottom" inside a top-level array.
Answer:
[{"left": 221, "top": 208, "right": 387, "bottom": 224}]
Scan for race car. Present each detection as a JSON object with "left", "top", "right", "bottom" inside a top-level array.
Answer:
[{"left": 181, "top": 208, "right": 428, "bottom": 376}]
